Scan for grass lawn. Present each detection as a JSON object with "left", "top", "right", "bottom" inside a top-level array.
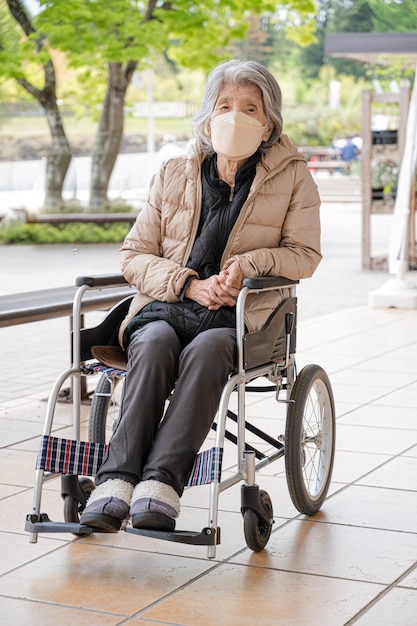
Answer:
[{"left": 0, "top": 115, "right": 193, "bottom": 141}]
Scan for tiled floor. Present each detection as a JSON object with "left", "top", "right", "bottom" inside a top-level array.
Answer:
[{"left": 1, "top": 304, "right": 417, "bottom": 625}]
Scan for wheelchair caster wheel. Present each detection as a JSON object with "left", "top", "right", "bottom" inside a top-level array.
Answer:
[
  {"left": 243, "top": 490, "right": 273, "bottom": 552},
  {"left": 63, "top": 477, "right": 95, "bottom": 535}
]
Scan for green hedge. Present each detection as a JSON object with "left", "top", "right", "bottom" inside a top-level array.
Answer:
[{"left": 0, "top": 221, "right": 131, "bottom": 244}]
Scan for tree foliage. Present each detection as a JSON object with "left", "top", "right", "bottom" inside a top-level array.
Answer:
[
  {"left": 34, "top": 0, "right": 317, "bottom": 73},
  {"left": 30, "top": 0, "right": 318, "bottom": 209}
]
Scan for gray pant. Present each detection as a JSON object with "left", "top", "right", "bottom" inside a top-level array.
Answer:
[{"left": 96, "top": 321, "right": 237, "bottom": 495}]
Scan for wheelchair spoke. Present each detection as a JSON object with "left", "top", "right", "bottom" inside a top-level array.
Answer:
[
  {"left": 285, "top": 364, "right": 336, "bottom": 515},
  {"left": 89, "top": 373, "right": 124, "bottom": 444}
]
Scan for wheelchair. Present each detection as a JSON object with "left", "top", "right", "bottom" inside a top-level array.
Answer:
[{"left": 26, "top": 273, "right": 336, "bottom": 559}]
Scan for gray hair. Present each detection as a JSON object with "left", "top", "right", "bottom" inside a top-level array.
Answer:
[{"left": 191, "top": 59, "right": 283, "bottom": 155}]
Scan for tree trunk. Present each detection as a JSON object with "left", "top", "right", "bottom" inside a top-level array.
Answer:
[
  {"left": 89, "top": 60, "right": 137, "bottom": 211},
  {"left": 8, "top": 0, "right": 72, "bottom": 210},
  {"left": 42, "top": 94, "right": 72, "bottom": 209},
  {"left": 17, "top": 70, "right": 72, "bottom": 210}
]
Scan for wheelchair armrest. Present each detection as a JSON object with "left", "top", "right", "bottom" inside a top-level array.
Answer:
[
  {"left": 236, "top": 276, "right": 298, "bottom": 372},
  {"left": 242, "top": 276, "right": 299, "bottom": 290},
  {"left": 75, "top": 274, "right": 129, "bottom": 288}
]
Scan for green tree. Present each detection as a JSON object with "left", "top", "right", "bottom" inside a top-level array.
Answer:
[
  {"left": 324, "top": 0, "right": 417, "bottom": 74},
  {"left": 368, "top": 0, "right": 417, "bottom": 31},
  {"left": 34, "top": 0, "right": 317, "bottom": 210},
  {"left": 0, "top": 0, "right": 72, "bottom": 209},
  {"left": 224, "top": 15, "right": 274, "bottom": 68}
]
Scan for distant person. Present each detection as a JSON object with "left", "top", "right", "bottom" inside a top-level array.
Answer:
[{"left": 341, "top": 136, "right": 359, "bottom": 163}]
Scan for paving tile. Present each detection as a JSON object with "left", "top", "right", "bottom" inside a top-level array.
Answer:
[
  {"left": 297, "top": 351, "right": 365, "bottom": 375},
  {"left": 358, "top": 455, "right": 417, "bottom": 490},
  {"left": 353, "top": 588, "right": 417, "bottom": 625},
  {"left": 316, "top": 484, "right": 417, "bottom": 533},
  {"left": 120, "top": 617, "right": 166, "bottom": 626},
  {"left": 399, "top": 567, "right": 417, "bottom": 589},
  {"left": 0, "top": 448, "right": 39, "bottom": 488},
  {"left": 0, "top": 542, "right": 214, "bottom": 615},
  {"left": 335, "top": 423, "right": 417, "bottom": 455},
  {"left": 139, "top": 562, "right": 385, "bottom": 626},
  {"left": 0, "top": 484, "right": 27, "bottom": 500},
  {"left": 232, "top": 519, "right": 417, "bottom": 585},
  {"left": 330, "top": 381, "right": 391, "bottom": 405},
  {"left": 303, "top": 334, "right": 397, "bottom": 359},
  {"left": 0, "top": 485, "right": 78, "bottom": 540},
  {"left": 330, "top": 449, "right": 391, "bottom": 484},
  {"left": 404, "top": 444, "right": 417, "bottom": 458},
  {"left": 330, "top": 366, "right": 417, "bottom": 389},
  {"left": 0, "top": 530, "right": 67, "bottom": 576},
  {"left": 385, "top": 344, "right": 417, "bottom": 361},
  {"left": 372, "top": 384, "right": 417, "bottom": 409},
  {"left": 0, "top": 419, "right": 47, "bottom": 449},
  {"left": 0, "top": 596, "right": 124, "bottom": 626},
  {"left": 351, "top": 355, "right": 417, "bottom": 375},
  {"left": 337, "top": 403, "right": 417, "bottom": 430}
]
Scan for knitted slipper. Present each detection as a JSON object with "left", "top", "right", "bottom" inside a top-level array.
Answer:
[
  {"left": 80, "top": 498, "right": 127, "bottom": 532},
  {"left": 130, "top": 480, "right": 180, "bottom": 531},
  {"left": 80, "top": 479, "right": 133, "bottom": 532},
  {"left": 131, "top": 510, "right": 176, "bottom": 532}
]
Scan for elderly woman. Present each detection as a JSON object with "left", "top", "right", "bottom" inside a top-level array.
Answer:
[{"left": 80, "top": 59, "right": 321, "bottom": 533}]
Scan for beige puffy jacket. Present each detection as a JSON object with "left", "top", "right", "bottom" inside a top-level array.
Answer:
[{"left": 118, "top": 135, "right": 321, "bottom": 345}]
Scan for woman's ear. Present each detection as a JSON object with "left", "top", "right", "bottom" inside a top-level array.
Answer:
[{"left": 262, "top": 122, "right": 273, "bottom": 142}]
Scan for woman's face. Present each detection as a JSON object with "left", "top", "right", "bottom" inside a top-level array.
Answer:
[{"left": 210, "top": 82, "right": 271, "bottom": 141}]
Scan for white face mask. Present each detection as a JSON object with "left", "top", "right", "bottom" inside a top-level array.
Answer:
[{"left": 210, "top": 111, "right": 266, "bottom": 161}]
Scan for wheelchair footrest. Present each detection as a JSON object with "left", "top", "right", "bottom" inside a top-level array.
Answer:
[
  {"left": 126, "top": 526, "right": 220, "bottom": 546},
  {"left": 25, "top": 513, "right": 94, "bottom": 536},
  {"left": 26, "top": 512, "right": 219, "bottom": 546}
]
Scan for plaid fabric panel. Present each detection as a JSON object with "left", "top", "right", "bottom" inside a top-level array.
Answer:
[
  {"left": 186, "top": 447, "right": 223, "bottom": 487},
  {"left": 36, "top": 435, "right": 108, "bottom": 476},
  {"left": 81, "top": 364, "right": 127, "bottom": 378},
  {"left": 36, "top": 435, "right": 223, "bottom": 486}
]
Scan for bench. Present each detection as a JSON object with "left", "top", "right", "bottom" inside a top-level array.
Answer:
[
  {"left": 0, "top": 274, "right": 134, "bottom": 328},
  {"left": 307, "top": 160, "right": 351, "bottom": 174},
  {"left": 25, "top": 212, "right": 137, "bottom": 226},
  {"left": 0, "top": 275, "right": 134, "bottom": 400}
]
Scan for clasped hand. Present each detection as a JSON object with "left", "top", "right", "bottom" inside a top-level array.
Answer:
[{"left": 185, "top": 261, "right": 243, "bottom": 310}]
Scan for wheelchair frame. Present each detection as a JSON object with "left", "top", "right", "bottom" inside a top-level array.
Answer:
[{"left": 26, "top": 274, "right": 335, "bottom": 560}]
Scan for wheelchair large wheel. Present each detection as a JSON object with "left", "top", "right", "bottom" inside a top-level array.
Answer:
[
  {"left": 284, "top": 364, "right": 335, "bottom": 516},
  {"left": 243, "top": 490, "right": 273, "bottom": 552},
  {"left": 89, "top": 373, "right": 124, "bottom": 444}
]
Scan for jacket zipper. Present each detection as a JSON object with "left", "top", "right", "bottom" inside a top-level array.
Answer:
[
  {"left": 220, "top": 156, "right": 301, "bottom": 265},
  {"left": 182, "top": 158, "right": 203, "bottom": 264}
]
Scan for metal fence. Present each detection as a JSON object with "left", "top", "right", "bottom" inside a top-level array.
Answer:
[
  {"left": 0, "top": 101, "right": 198, "bottom": 118},
  {"left": 0, "top": 102, "right": 74, "bottom": 117}
]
